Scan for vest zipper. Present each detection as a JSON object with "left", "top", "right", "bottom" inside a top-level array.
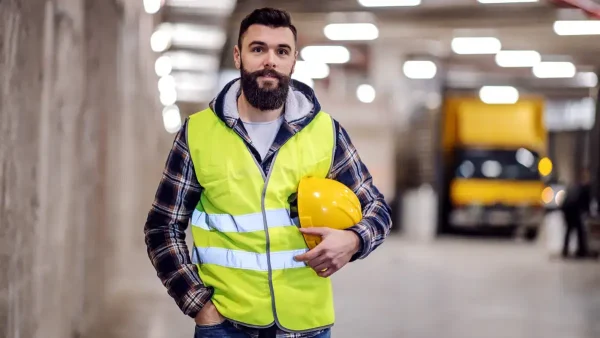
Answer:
[{"left": 247, "top": 146, "right": 282, "bottom": 329}]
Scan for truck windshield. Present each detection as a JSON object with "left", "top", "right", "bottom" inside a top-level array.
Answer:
[{"left": 454, "top": 148, "right": 541, "bottom": 181}]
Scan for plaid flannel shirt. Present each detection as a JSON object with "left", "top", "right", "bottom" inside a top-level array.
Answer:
[{"left": 144, "top": 99, "right": 392, "bottom": 337}]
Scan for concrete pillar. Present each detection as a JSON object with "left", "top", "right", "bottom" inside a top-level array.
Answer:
[
  {"left": 108, "top": 0, "right": 174, "bottom": 294},
  {"left": 0, "top": 0, "right": 168, "bottom": 336},
  {"left": 0, "top": 1, "right": 47, "bottom": 337},
  {"left": 79, "top": 0, "right": 122, "bottom": 334}
]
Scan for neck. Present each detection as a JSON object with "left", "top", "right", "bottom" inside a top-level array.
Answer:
[{"left": 237, "top": 91, "right": 284, "bottom": 123}]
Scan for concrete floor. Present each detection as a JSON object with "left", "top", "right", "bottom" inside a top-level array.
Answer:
[{"left": 88, "top": 236, "right": 600, "bottom": 338}]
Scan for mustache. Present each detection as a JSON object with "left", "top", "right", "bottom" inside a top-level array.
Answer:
[{"left": 250, "top": 68, "right": 287, "bottom": 81}]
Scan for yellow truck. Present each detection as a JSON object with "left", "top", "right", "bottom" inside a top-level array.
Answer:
[{"left": 440, "top": 95, "right": 548, "bottom": 240}]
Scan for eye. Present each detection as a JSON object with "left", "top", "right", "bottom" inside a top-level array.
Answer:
[
  {"left": 252, "top": 46, "right": 263, "bottom": 53},
  {"left": 278, "top": 49, "right": 290, "bottom": 55}
]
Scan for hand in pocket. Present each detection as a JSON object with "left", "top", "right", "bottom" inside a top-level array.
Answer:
[{"left": 194, "top": 300, "right": 225, "bottom": 326}]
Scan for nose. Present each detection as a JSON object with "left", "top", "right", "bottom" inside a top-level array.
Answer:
[{"left": 263, "top": 50, "right": 277, "bottom": 69}]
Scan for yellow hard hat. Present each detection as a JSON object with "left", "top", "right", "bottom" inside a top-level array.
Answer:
[{"left": 296, "top": 177, "right": 362, "bottom": 249}]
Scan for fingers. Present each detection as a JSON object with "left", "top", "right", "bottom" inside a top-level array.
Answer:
[
  {"left": 313, "top": 262, "right": 329, "bottom": 272},
  {"left": 307, "top": 253, "right": 340, "bottom": 277},
  {"left": 299, "top": 227, "right": 331, "bottom": 236},
  {"left": 316, "top": 258, "right": 348, "bottom": 278},
  {"left": 306, "top": 255, "right": 328, "bottom": 270},
  {"left": 294, "top": 246, "right": 323, "bottom": 262},
  {"left": 317, "top": 267, "right": 336, "bottom": 278}
]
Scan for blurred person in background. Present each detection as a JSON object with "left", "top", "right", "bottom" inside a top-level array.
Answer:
[
  {"left": 144, "top": 7, "right": 392, "bottom": 338},
  {"left": 560, "top": 167, "right": 595, "bottom": 259}
]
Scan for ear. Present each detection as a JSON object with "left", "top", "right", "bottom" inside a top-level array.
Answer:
[{"left": 233, "top": 45, "right": 241, "bottom": 70}]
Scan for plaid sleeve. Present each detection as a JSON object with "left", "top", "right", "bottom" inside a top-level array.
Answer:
[
  {"left": 144, "top": 118, "right": 212, "bottom": 319},
  {"left": 328, "top": 119, "right": 393, "bottom": 261}
]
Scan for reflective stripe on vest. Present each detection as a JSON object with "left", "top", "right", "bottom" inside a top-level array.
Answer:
[
  {"left": 191, "top": 247, "right": 308, "bottom": 271},
  {"left": 191, "top": 208, "right": 300, "bottom": 233}
]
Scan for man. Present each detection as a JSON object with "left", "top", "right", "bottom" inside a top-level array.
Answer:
[
  {"left": 144, "top": 7, "right": 392, "bottom": 338},
  {"left": 561, "top": 168, "right": 592, "bottom": 258}
]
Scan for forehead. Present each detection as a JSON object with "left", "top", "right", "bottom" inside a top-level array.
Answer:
[{"left": 241, "top": 24, "right": 295, "bottom": 47}]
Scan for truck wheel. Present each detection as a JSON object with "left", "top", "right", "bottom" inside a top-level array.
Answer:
[{"left": 524, "top": 228, "right": 539, "bottom": 242}]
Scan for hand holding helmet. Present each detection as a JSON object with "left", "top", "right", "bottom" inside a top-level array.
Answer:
[{"left": 292, "top": 177, "right": 363, "bottom": 277}]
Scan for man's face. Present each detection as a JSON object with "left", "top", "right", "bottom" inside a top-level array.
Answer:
[{"left": 234, "top": 24, "right": 297, "bottom": 111}]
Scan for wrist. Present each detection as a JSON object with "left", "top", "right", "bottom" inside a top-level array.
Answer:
[{"left": 347, "top": 230, "right": 361, "bottom": 254}]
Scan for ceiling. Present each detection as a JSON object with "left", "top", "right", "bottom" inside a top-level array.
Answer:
[
  {"left": 222, "top": 1, "right": 600, "bottom": 85},
  {"left": 160, "top": 0, "right": 600, "bottom": 108}
]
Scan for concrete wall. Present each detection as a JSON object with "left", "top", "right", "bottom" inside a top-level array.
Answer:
[{"left": 0, "top": 0, "right": 171, "bottom": 336}]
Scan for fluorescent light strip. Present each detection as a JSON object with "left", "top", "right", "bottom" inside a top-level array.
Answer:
[
  {"left": 479, "top": 86, "right": 519, "bottom": 104},
  {"left": 294, "top": 61, "right": 330, "bottom": 79},
  {"left": 324, "top": 23, "right": 379, "bottom": 41},
  {"left": 358, "top": 0, "right": 421, "bottom": 7},
  {"left": 300, "top": 46, "right": 350, "bottom": 64},
  {"left": 451, "top": 37, "right": 501, "bottom": 55},
  {"left": 403, "top": 60, "right": 437, "bottom": 79},
  {"left": 495, "top": 50, "right": 541, "bottom": 68},
  {"left": 532, "top": 62, "right": 576, "bottom": 78},
  {"left": 478, "top": 0, "right": 538, "bottom": 3},
  {"left": 554, "top": 20, "right": 600, "bottom": 36}
]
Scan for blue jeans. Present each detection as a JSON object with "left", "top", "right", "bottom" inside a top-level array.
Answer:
[
  {"left": 194, "top": 320, "right": 248, "bottom": 338},
  {"left": 194, "top": 321, "right": 331, "bottom": 338}
]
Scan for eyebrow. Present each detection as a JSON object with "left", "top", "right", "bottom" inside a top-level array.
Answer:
[{"left": 249, "top": 41, "right": 292, "bottom": 50}]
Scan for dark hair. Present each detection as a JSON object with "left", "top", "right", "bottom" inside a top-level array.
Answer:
[{"left": 238, "top": 8, "right": 298, "bottom": 49}]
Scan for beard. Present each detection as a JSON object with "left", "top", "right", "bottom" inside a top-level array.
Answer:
[{"left": 240, "top": 63, "right": 291, "bottom": 111}]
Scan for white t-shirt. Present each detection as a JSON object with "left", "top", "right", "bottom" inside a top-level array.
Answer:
[{"left": 242, "top": 116, "right": 284, "bottom": 161}]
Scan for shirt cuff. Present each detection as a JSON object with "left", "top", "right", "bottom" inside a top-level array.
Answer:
[
  {"left": 184, "top": 285, "right": 214, "bottom": 319},
  {"left": 345, "top": 224, "right": 368, "bottom": 262}
]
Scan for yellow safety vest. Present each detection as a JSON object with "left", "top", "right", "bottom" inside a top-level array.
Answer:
[{"left": 187, "top": 108, "right": 336, "bottom": 332}]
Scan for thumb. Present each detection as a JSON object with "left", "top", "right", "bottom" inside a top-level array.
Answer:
[{"left": 299, "top": 226, "right": 331, "bottom": 236}]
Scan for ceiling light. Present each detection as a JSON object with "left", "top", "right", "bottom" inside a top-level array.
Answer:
[
  {"left": 358, "top": 0, "right": 421, "bottom": 6},
  {"left": 160, "top": 88, "right": 177, "bottom": 106},
  {"left": 155, "top": 56, "right": 173, "bottom": 77},
  {"left": 162, "top": 105, "right": 182, "bottom": 134},
  {"left": 294, "top": 61, "right": 330, "bottom": 79},
  {"left": 576, "top": 72, "right": 598, "bottom": 87},
  {"left": 478, "top": 0, "right": 538, "bottom": 3},
  {"left": 533, "top": 62, "right": 576, "bottom": 78},
  {"left": 479, "top": 86, "right": 519, "bottom": 104},
  {"left": 143, "top": 0, "right": 162, "bottom": 14},
  {"left": 167, "top": 0, "right": 236, "bottom": 12},
  {"left": 150, "top": 28, "right": 172, "bottom": 52},
  {"left": 402, "top": 60, "right": 437, "bottom": 79},
  {"left": 166, "top": 52, "right": 220, "bottom": 72},
  {"left": 356, "top": 84, "right": 376, "bottom": 103},
  {"left": 158, "top": 75, "right": 175, "bottom": 93},
  {"left": 172, "top": 73, "right": 217, "bottom": 92},
  {"left": 324, "top": 23, "right": 379, "bottom": 41},
  {"left": 451, "top": 37, "right": 501, "bottom": 55},
  {"left": 495, "top": 50, "right": 541, "bottom": 67},
  {"left": 170, "top": 24, "right": 227, "bottom": 50},
  {"left": 553, "top": 20, "right": 600, "bottom": 35},
  {"left": 300, "top": 46, "right": 350, "bottom": 64}
]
